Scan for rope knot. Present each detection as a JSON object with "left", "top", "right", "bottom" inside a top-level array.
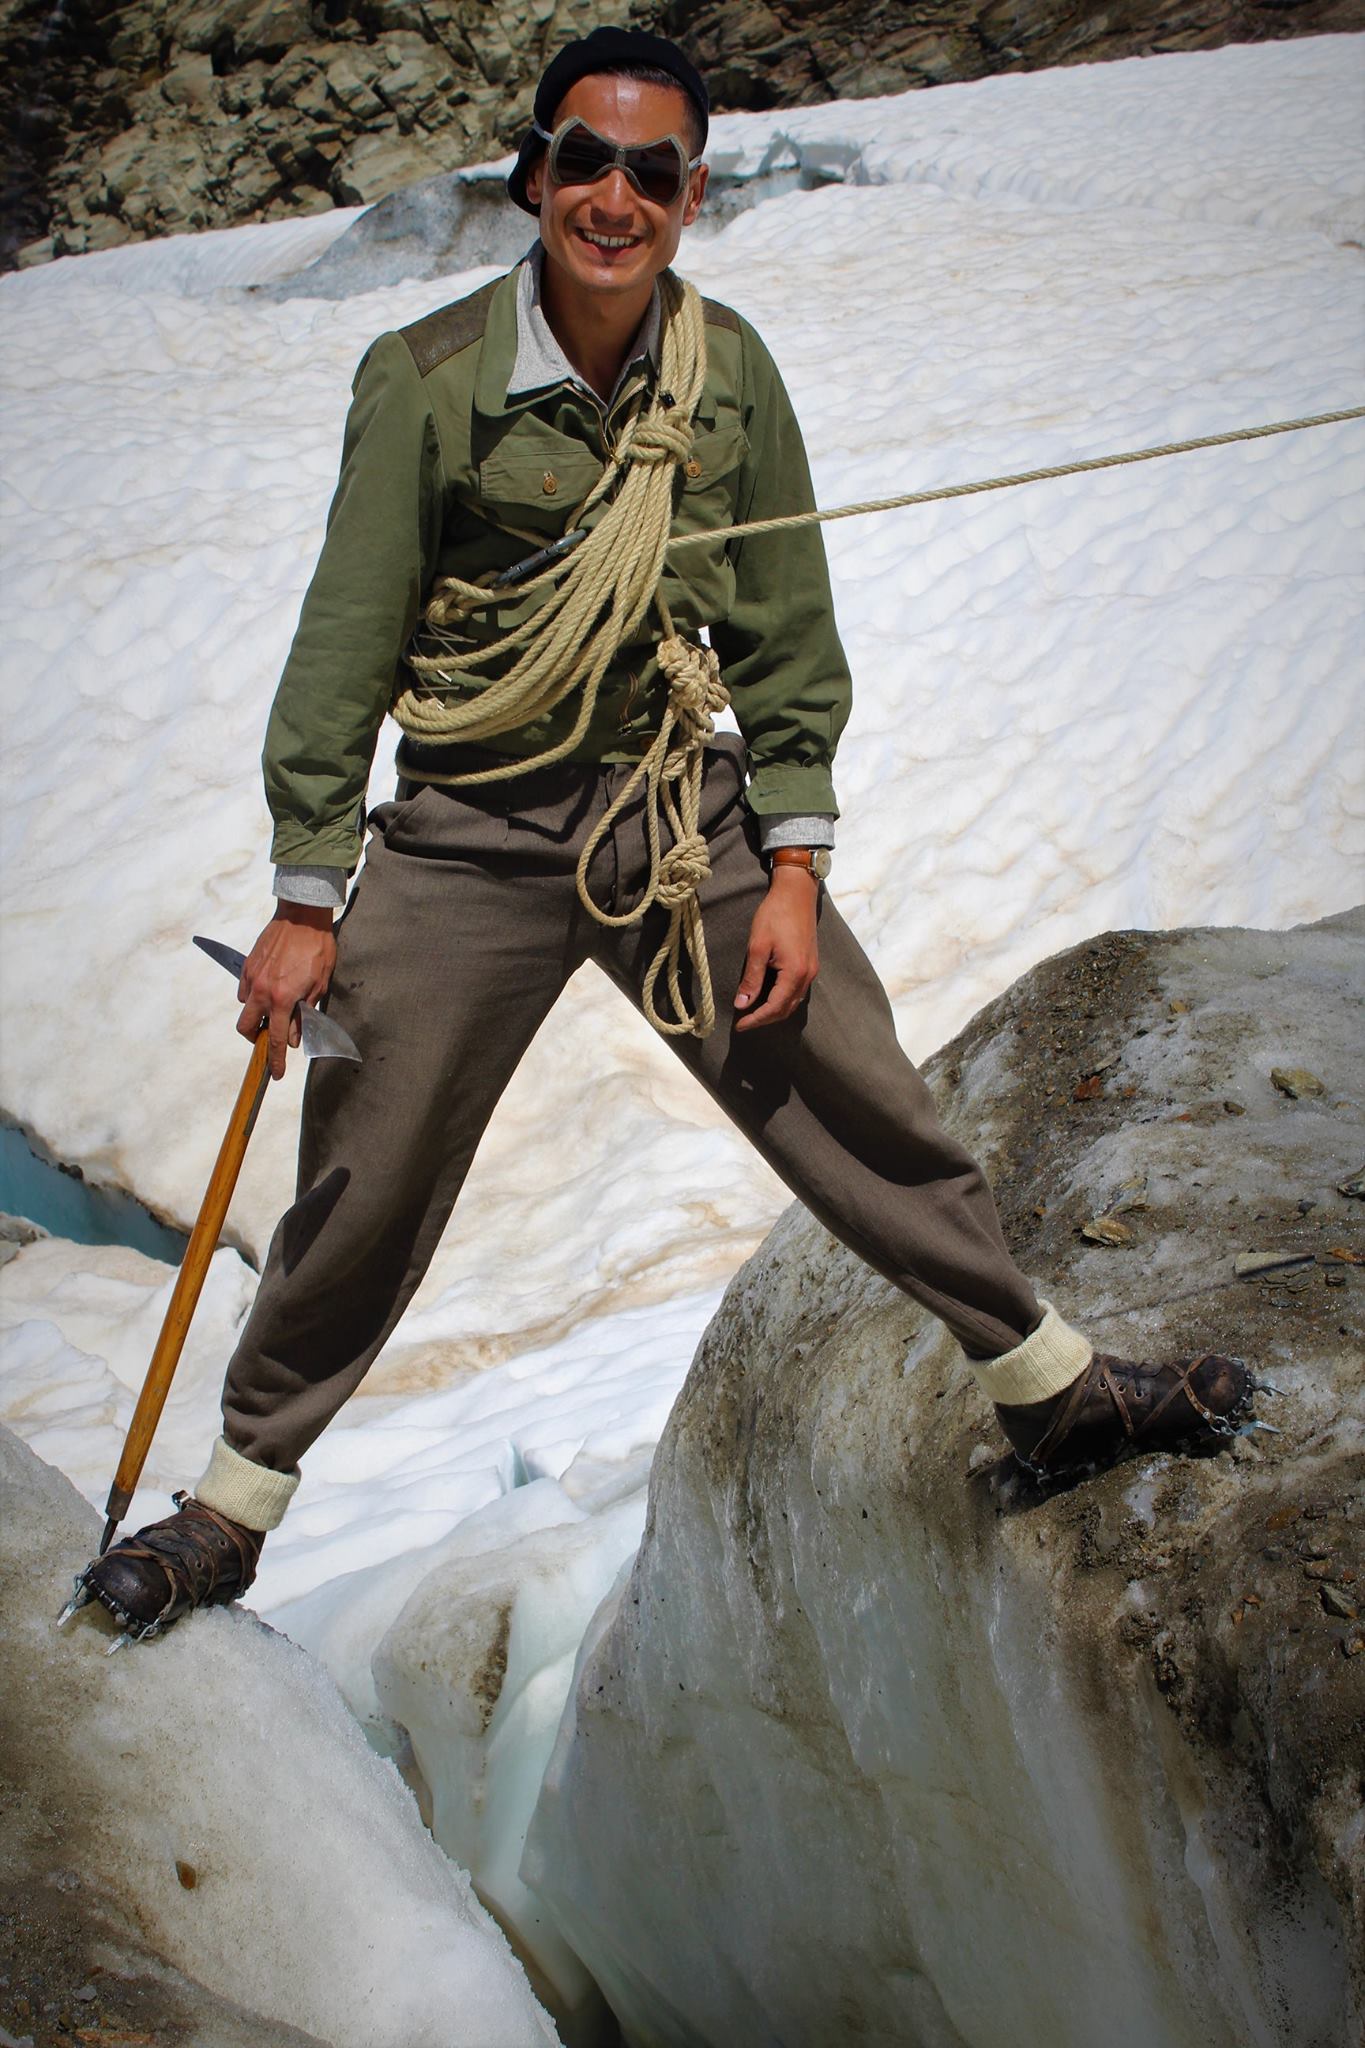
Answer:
[
  {"left": 658, "top": 634, "right": 728, "bottom": 743},
  {"left": 394, "top": 272, "right": 724, "bottom": 1038},
  {"left": 629, "top": 410, "right": 695, "bottom": 468},
  {"left": 657, "top": 832, "right": 711, "bottom": 908}
]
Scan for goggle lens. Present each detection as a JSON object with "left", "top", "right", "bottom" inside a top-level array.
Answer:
[{"left": 545, "top": 122, "right": 692, "bottom": 206}]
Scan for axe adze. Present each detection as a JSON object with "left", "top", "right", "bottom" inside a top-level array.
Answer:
[{"left": 57, "top": 936, "right": 358, "bottom": 1629}]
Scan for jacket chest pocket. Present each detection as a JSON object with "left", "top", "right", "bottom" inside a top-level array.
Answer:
[
  {"left": 666, "top": 418, "right": 750, "bottom": 624},
  {"left": 479, "top": 417, "right": 606, "bottom": 538},
  {"left": 675, "top": 418, "right": 749, "bottom": 536}
]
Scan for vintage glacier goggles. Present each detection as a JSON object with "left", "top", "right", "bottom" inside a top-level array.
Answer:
[{"left": 533, "top": 116, "right": 703, "bottom": 207}]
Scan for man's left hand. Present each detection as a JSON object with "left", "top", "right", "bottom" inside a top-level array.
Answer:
[{"left": 733, "top": 867, "right": 820, "bottom": 1031}]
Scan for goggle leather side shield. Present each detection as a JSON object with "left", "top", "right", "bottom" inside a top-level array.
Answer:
[{"left": 533, "top": 117, "right": 703, "bottom": 206}]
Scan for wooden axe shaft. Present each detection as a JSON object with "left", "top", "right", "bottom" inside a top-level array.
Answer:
[{"left": 99, "top": 1029, "right": 271, "bottom": 1551}]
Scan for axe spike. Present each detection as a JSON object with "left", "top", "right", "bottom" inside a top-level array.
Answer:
[{"left": 88, "top": 934, "right": 360, "bottom": 1558}]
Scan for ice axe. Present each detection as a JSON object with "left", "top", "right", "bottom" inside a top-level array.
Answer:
[{"left": 61, "top": 935, "right": 359, "bottom": 1604}]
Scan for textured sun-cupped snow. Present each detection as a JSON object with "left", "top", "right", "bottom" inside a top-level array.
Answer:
[
  {"left": 0, "top": 1217, "right": 718, "bottom": 1614},
  {"left": 1, "top": 41, "right": 1362, "bottom": 1667},
  {"left": 2, "top": 41, "right": 1362, "bottom": 2039},
  {"left": 0, "top": 1236, "right": 256, "bottom": 1501},
  {"left": 706, "top": 33, "right": 1365, "bottom": 242},
  {"left": 2, "top": 37, "right": 1359, "bottom": 1383}
]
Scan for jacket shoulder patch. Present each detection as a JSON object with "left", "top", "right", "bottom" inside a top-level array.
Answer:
[
  {"left": 401, "top": 278, "right": 501, "bottom": 378},
  {"left": 701, "top": 296, "right": 741, "bottom": 334}
]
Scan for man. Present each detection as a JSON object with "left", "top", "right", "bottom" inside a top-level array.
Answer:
[{"left": 81, "top": 28, "right": 1254, "bottom": 1636}]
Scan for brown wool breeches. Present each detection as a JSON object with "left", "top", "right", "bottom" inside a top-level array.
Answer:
[{"left": 221, "top": 736, "right": 1043, "bottom": 1474}]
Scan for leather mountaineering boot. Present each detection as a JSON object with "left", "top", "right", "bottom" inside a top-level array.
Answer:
[
  {"left": 996, "top": 1350, "right": 1260, "bottom": 1482},
  {"left": 73, "top": 1492, "right": 264, "bottom": 1646}
]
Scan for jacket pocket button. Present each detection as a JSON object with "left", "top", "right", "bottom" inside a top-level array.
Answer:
[
  {"left": 542, "top": 471, "right": 558, "bottom": 495},
  {"left": 684, "top": 458, "right": 702, "bottom": 480}
]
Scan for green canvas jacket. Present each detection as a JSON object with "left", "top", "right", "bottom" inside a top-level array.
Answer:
[{"left": 265, "top": 260, "right": 853, "bottom": 874}]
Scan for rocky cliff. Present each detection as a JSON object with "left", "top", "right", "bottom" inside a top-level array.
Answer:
[
  {"left": 6, "top": 0, "right": 1365, "bottom": 266},
  {"left": 513, "top": 909, "right": 1364, "bottom": 2046}
]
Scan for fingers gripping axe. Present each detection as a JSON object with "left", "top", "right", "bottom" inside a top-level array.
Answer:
[{"left": 56, "top": 936, "right": 359, "bottom": 1640}]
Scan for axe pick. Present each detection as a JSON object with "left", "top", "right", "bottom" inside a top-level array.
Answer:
[{"left": 58, "top": 934, "right": 360, "bottom": 1638}]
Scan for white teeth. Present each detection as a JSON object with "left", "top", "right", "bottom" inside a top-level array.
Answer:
[{"left": 579, "top": 231, "right": 638, "bottom": 249}]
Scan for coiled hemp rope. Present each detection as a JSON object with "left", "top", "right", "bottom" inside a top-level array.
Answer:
[
  {"left": 393, "top": 278, "right": 1364, "bottom": 1044},
  {"left": 392, "top": 270, "right": 727, "bottom": 1038}
]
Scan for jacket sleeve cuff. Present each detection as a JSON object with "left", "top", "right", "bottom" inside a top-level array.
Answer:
[
  {"left": 744, "top": 762, "right": 840, "bottom": 818},
  {"left": 269, "top": 804, "right": 366, "bottom": 873},
  {"left": 273, "top": 865, "right": 348, "bottom": 910},
  {"left": 757, "top": 813, "right": 836, "bottom": 853}
]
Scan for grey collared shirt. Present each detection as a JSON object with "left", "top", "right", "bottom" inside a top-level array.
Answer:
[
  {"left": 274, "top": 254, "right": 832, "bottom": 911},
  {"left": 506, "top": 242, "right": 662, "bottom": 407}
]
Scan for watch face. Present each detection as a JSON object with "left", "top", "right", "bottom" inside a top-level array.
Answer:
[{"left": 811, "top": 849, "right": 833, "bottom": 880}]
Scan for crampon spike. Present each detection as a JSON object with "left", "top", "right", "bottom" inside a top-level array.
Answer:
[
  {"left": 55, "top": 1577, "right": 93, "bottom": 1629},
  {"left": 102, "top": 1608, "right": 166, "bottom": 1652},
  {"left": 1238, "top": 1417, "right": 1282, "bottom": 1438},
  {"left": 1247, "top": 1376, "right": 1285, "bottom": 1397}
]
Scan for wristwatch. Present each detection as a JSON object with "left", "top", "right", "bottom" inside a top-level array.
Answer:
[{"left": 769, "top": 846, "right": 832, "bottom": 880}]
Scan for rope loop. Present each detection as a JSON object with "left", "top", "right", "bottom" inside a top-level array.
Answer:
[
  {"left": 377, "top": 277, "right": 1362, "bottom": 1039},
  {"left": 389, "top": 270, "right": 726, "bottom": 1037}
]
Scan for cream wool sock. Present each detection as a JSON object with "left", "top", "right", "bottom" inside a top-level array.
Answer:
[
  {"left": 970, "top": 1300, "right": 1093, "bottom": 1407},
  {"left": 193, "top": 1436, "right": 299, "bottom": 1532}
]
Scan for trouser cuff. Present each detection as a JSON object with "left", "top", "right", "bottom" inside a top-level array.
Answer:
[
  {"left": 969, "top": 1299, "right": 1093, "bottom": 1407},
  {"left": 193, "top": 1436, "right": 299, "bottom": 1532}
]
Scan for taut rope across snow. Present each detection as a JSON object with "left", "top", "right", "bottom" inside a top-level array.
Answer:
[
  {"left": 666, "top": 405, "right": 1365, "bottom": 554},
  {"left": 396, "top": 301, "right": 1363, "bottom": 1044}
]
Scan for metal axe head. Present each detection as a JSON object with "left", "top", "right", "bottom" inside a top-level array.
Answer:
[{"left": 193, "top": 935, "right": 361, "bottom": 1062}]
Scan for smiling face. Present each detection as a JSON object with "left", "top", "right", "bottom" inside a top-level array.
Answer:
[{"left": 524, "top": 72, "right": 708, "bottom": 304}]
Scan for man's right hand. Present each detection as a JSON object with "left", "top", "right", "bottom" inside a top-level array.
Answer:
[{"left": 237, "top": 902, "right": 338, "bottom": 1079}]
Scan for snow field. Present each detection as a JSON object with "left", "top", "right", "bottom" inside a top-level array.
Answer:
[
  {"left": 1, "top": 32, "right": 1363, "bottom": 2033},
  {"left": 0, "top": 1228, "right": 719, "bottom": 1612},
  {"left": 2, "top": 40, "right": 1359, "bottom": 1378}
]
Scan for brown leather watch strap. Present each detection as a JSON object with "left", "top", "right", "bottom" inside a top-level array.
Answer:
[{"left": 769, "top": 846, "right": 831, "bottom": 879}]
